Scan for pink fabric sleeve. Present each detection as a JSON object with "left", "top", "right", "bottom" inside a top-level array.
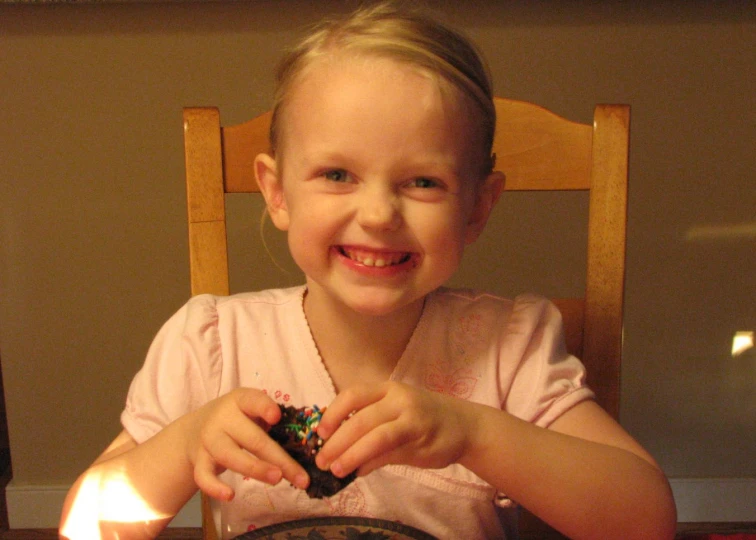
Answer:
[
  {"left": 502, "top": 294, "right": 595, "bottom": 428},
  {"left": 121, "top": 294, "right": 224, "bottom": 443}
]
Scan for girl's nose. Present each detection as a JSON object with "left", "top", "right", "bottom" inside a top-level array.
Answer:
[{"left": 356, "top": 187, "right": 402, "bottom": 231}]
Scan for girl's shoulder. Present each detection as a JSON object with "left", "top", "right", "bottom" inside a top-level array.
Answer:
[{"left": 161, "top": 286, "right": 307, "bottom": 343}]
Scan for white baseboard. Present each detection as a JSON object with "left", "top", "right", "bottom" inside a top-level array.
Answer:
[
  {"left": 670, "top": 478, "right": 756, "bottom": 522},
  {"left": 5, "top": 478, "right": 754, "bottom": 529}
]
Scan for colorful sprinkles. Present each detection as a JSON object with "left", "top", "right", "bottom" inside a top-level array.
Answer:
[{"left": 280, "top": 405, "right": 326, "bottom": 457}]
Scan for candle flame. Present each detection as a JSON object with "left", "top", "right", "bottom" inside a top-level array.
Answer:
[{"left": 60, "top": 467, "right": 171, "bottom": 539}]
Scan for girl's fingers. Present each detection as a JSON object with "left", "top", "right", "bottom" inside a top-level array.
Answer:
[
  {"left": 231, "top": 412, "right": 309, "bottom": 489},
  {"left": 316, "top": 383, "right": 467, "bottom": 477},
  {"left": 229, "top": 389, "right": 308, "bottom": 486},
  {"left": 193, "top": 450, "right": 234, "bottom": 501},
  {"left": 317, "top": 383, "right": 388, "bottom": 439},
  {"left": 193, "top": 389, "right": 310, "bottom": 493},
  {"left": 220, "top": 412, "right": 309, "bottom": 489},
  {"left": 234, "top": 389, "right": 282, "bottom": 428},
  {"left": 316, "top": 393, "right": 405, "bottom": 473},
  {"left": 324, "top": 420, "right": 410, "bottom": 478}
]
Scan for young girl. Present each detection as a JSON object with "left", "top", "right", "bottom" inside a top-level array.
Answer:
[{"left": 61, "top": 3, "right": 676, "bottom": 539}]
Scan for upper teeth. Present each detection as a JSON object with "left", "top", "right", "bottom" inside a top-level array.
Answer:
[
  {"left": 343, "top": 249, "right": 407, "bottom": 267},
  {"left": 363, "top": 257, "right": 386, "bottom": 267}
]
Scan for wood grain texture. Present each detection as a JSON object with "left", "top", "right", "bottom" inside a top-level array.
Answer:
[
  {"left": 494, "top": 98, "right": 592, "bottom": 191},
  {"left": 183, "top": 108, "right": 230, "bottom": 299},
  {"left": 222, "top": 112, "right": 269, "bottom": 194},
  {"left": 583, "top": 104, "right": 630, "bottom": 420}
]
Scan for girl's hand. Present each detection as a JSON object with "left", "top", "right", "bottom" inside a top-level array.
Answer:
[
  {"left": 183, "top": 388, "right": 308, "bottom": 501},
  {"left": 315, "top": 382, "right": 474, "bottom": 478}
]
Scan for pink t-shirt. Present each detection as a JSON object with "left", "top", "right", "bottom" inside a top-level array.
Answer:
[{"left": 122, "top": 286, "right": 594, "bottom": 539}]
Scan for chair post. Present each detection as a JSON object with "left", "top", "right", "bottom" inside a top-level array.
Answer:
[
  {"left": 183, "top": 107, "right": 230, "bottom": 298},
  {"left": 583, "top": 104, "right": 630, "bottom": 420},
  {"left": 183, "top": 107, "right": 228, "bottom": 540}
]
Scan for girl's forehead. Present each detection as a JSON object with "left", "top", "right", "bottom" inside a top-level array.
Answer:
[
  {"left": 277, "top": 52, "right": 488, "bottom": 176},
  {"left": 291, "top": 60, "right": 450, "bottom": 129},
  {"left": 287, "top": 54, "right": 472, "bottom": 128},
  {"left": 296, "top": 53, "right": 436, "bottom": 93}
]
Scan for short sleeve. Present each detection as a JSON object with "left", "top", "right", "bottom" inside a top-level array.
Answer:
[
  {"left": 121, "top": 294, "right": 224, "bottom": 443},
  {"left": 502, "top": 294, "right": 595, "bottom": 427}
]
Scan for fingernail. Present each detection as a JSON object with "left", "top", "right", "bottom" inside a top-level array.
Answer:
[
  {"left": 266, "top": 469, "right": 282, "bottom": 485},
  {"left": 330, "top": 461, "right": 344, "bottom": 478},
  {"left": 315, "top": 455, "right": 329, "bottom": 471},
  {"left": 294, "top": 473, "right": 309, "bottom": 490}
]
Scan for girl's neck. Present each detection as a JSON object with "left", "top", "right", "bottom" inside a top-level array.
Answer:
[{"left": 302, "top": 287, "right": 426, "bottom": 392}]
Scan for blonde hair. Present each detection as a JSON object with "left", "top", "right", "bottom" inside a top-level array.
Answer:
[{"left": 269, "top": 1, "right": 496, "bottom": 176}]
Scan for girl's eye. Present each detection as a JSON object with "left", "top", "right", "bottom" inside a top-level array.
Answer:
[
  {"left": 323, "top": 169, "right": 349, "bottom": 182},
  {"left": 409, "top": 177, "right": 440, "bottom": 189}
]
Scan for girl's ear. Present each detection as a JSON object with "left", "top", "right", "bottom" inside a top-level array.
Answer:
[
  {"left": 465, "top": 170, "right": 504, "bottom": 245},
  {"left": 255, "top": 153, "right": 290, "bottom": 231}
]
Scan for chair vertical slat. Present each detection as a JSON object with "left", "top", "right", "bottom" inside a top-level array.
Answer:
[
  {"left": 201, "top": 493, "right": 219, "bottom": 540},
  {"left": 583, "top": 104, "right": 630, "bottom": 420}
]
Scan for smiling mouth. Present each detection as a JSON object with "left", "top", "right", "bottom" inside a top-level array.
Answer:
[{"left": 338, "top": 246, "right": 412, "bottom": 268}]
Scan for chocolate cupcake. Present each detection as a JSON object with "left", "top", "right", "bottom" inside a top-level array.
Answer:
[{"left": 269, "top": 404, "right": 356, "bottom": 498}]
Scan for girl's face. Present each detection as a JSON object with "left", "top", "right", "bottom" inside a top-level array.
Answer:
[{"left": 257, "top": 55, "right": 501, "bottom": 318}]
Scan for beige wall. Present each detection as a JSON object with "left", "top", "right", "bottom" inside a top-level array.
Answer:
[{"left": 1, "top": 0, "right": 754, "bottom": 504}]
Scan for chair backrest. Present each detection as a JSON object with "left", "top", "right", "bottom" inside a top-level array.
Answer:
[{"left": 182, "top": 97, "right": 629, "bottom": 539}]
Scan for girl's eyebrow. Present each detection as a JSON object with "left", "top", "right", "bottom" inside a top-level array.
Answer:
[
  {"left": 300, "top": 150, "right": 354, "bottom": 167},
  {"left": 304, "top": 148, "right": 460, "bottom": 170}
]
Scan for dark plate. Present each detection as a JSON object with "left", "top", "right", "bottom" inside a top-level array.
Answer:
[{"left": 233, "top": 516, "right": 437, "bottom": 539}]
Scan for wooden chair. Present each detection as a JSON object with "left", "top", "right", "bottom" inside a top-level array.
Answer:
[{"left": 182, "top": 97, "right": 630, "bottom": 540}]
